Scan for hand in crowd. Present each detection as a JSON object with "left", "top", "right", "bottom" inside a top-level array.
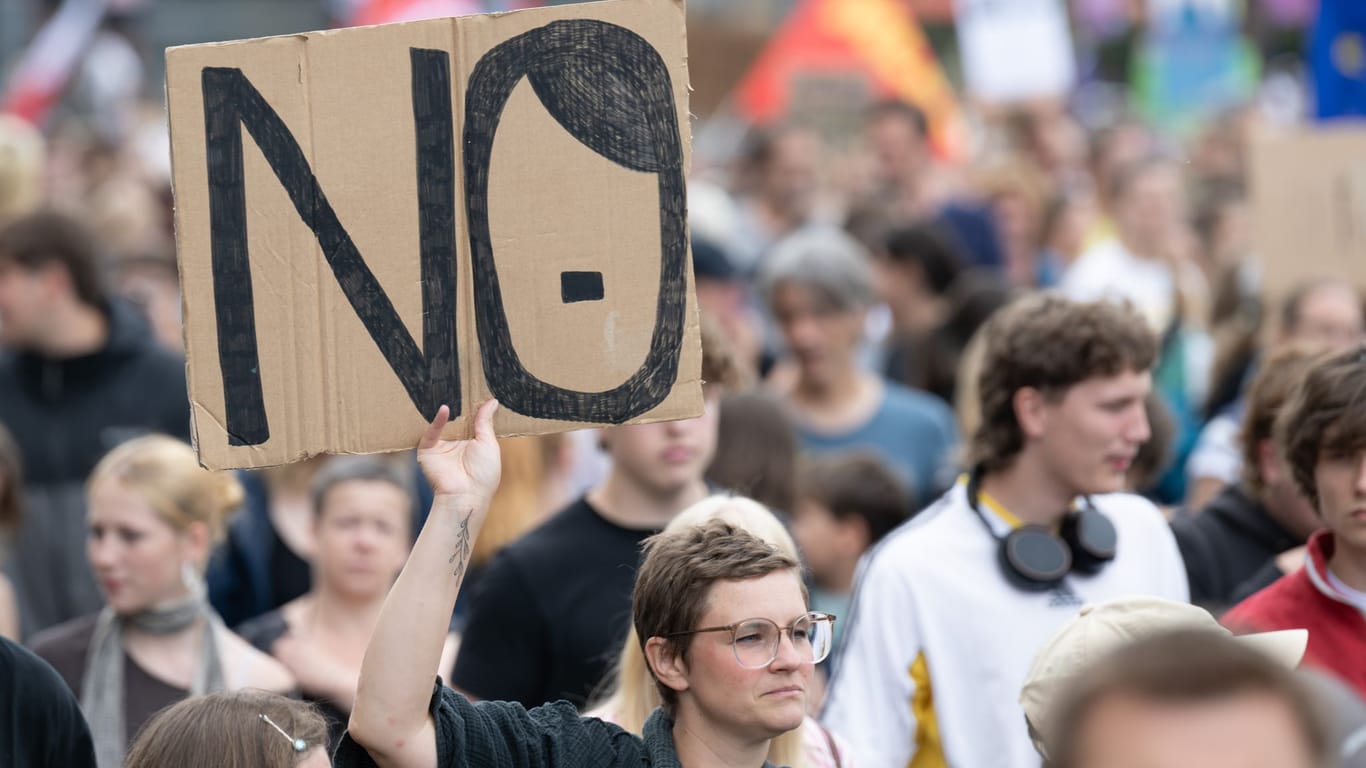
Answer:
[
  {"left": 416, "top": 400, "right": 502, "bottom": 503},
  {"left": 271, "top": 631, "right": 357, "bottom": 709}
]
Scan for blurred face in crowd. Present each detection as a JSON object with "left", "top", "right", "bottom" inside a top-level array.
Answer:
[
  {"left": 665, "top": 570, "right": 813, "bottom": 740},
  {"left": 1285, "top": 283, "right": 1364, "bottom": 350},
  {"left": 866, "top": 113, "right": 927, "bottom": 186},
  {"left": 761, "top": 130, "right": 820, "bottom": 222},
  {"left": 1255, "top": 440, "right": 1322, "bottom": 541},
  {"left": 1311, "top": 442, "right": 1366, "bottom": 555},
  {"left": 0, "top": 259, "right": 58, "bottom": 348},
  {"left": 87, "top": 476, "right": 207, "bottom": 615},
  {"left": 313, "top": 479, "right": 411, "bottom": 600},
  {"left": 601, "top": 390, "right": 719, "bottom": 499},
  {"left": 1022, "top": 369, "right": 1152, "bottom": 497},
  {"left": 771, "top": 281, "right": 864, "bottom": 389},
  {"left": 791, "top": 499, "right": 864, "bottom": 588},
  {"left": 1115, "top": 164, "right": 1185, "bottom": 257},
  {"left": 1065, "top": 690, "right": 1317, "bottom": 768}
]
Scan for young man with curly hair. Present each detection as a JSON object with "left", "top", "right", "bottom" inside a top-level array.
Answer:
[{"left": 822, "top": 295, "right": 1188, "bottom": 768}]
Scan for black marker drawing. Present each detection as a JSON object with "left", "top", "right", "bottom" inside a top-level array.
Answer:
[
  {"left": 463, "top": 19, "right": 687, "bottom": 423},
  {"left": 560, "top": 270, "right": 605, "bottom": 303},
  {"left": 201, "top": 47, "right": 459, "bottom": 446}
]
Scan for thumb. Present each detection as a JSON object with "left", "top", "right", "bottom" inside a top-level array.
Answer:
[{"left": 472, "top": 399, "right": 500, "bottom": 445}]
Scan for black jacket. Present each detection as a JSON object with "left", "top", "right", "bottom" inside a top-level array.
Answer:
[
  {"left": 1171, "top": 484, "right": 1303, "bottom": 614},
  {"left": 0, "top": 300, "right": 190, "bottom": 486}
]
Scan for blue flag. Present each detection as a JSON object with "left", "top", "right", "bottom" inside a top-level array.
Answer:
[{"left": 1312, "top": 0, "right": 1366, "bottom": 120}]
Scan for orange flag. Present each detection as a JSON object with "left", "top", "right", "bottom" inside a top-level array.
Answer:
[{"left": 734, "top": 0, "right": 965, "bottom": 160}]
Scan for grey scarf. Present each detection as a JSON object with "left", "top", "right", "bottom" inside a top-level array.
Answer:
[{"left": 80, "top": 597, "right": 227, "bottom": 768}]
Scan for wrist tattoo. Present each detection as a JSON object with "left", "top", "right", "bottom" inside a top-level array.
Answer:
[{"left": 448, "top": 509, "right": 474, "bottom": 578}]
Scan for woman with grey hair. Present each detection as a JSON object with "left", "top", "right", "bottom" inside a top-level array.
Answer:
[{"left": 759, "top": 226, "right": 959, "bottom": 507}]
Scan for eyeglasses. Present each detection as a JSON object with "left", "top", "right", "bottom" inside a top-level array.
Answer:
[{"left": 664, "top": 612, "right": 836, "bottom": 669}]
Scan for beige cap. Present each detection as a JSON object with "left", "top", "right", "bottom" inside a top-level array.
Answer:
[{"left": 1020, "top": 597, "right": 1308, "bottom": 757}]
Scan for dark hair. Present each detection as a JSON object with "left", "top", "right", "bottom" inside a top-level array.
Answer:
[
  {"left": 1241, "top": 344, "right": 1328, "bottom": 495},
  {"left": 1277, "top": 344, "right": 1366, "bottom": 506},
  {"left": 0, "top": 209, "right": 107, "bottom": 309},
  {"left": 705, "top": 392, "right": 798, "bottom": 514},
  {"left": 0, "top": 422, "right": 21, "bottom": 533},
  {"left": 310, "top": 455, "right": 413, "bottom": 519},
  {"left": 798, "top": 453, "right": 910, "bottom": 545},
  {"left": 125, "top": 690, "right": 329, "bottom": 768},
  {"left": 971, "top": 295, "right": 1157, "bottom": 471},
  {"left": 1047, "top": 630, "right": 1332, "bottom": 768},
  {"left": 865, "top": 99, "right": 929, "bottom": 139},
  {"left": 633, "top": 519, "right": 801, "bottom": 715},
  {"left": 882, "top": 222, "right": 963, "bottom": 296},
  {"left": 906, "top": 270, "right": 1015, "bottom": 404},
  {"left": 1128, "top": 393, "right": 1174, "bottom": 492}
]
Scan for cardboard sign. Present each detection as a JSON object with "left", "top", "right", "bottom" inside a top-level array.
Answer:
[
  {"left": 1250, "top": 126, "right": 1366, "bottom": 308},
  {"left": 166, "top": 0, "right": 702, "bottom": 471}
]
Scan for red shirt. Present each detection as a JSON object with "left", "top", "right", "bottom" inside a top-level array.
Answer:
[{"left": 1223, "top": 530, "right": 1366, "bottom": 698}]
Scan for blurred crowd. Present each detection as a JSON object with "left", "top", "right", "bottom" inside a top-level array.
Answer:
[{"left": 2, "top": 0, "right": 1366, "bottom": 767}]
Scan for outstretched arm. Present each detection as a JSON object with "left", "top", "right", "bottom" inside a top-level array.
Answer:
[{"left": 348, "top": 400, "right": 501, "bottom": 768}]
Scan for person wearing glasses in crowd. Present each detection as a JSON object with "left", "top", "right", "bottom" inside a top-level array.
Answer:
[
  {"left": 587, "top": 494, "right": 851, "bottom": 768},
  {"left": 337, "top": 400, "right": 835, "bottom": 768},
  {"left": 822, "top": 295, "right": 1189, "bottom": 768}
]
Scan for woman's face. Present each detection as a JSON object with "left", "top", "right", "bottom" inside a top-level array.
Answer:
[
  {"left": 677, "top": 570, "right": 814, "bottom": 740},
  {"left": 87, "top": 476, "right": 196, "bottom": 615}
]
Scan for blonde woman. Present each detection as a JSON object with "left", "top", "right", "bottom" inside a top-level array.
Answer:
[
  {"left": 31, "top": 435, "right": 294, "bottom": 768},
  {"left": 586, "top": 495, "right": 853, "bottom": 768}
]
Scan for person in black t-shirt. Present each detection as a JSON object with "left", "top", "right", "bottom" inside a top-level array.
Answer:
[
  {"left": 0, "top": 635, "right": 96, "bottom": 767},
  {"left": 451, "top": 322, "right": 741, "bottom": 708}
]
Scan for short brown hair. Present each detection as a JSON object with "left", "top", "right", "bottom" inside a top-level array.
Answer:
[
  {"left": 971, "top": 295, "right": 1157, "bottom": 471},
  {"left": 0, "top": 209, "right": 107, "bottom": 309},
  {"left": 798, "top": 453, "right": 909, "bottom": 545},
  {"left": 633, "top": 519, "right": 802, "bottom": 714},
  {"left": 125, "top": 690, "right": 328, "bottom": 768},
  {"left": 1241, "top": 344, "right": 1329, "bottom": 494},
  {"left": 1046, "top": 630, "right": 1332, "bottom": 768},
  {"left": 1277, "top": 344, "right": 1366, "bottom": 506}
]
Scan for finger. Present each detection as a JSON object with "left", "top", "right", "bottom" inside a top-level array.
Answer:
[
  {"left": 419, "top": 404, "right": 452, "bottom": 450},
  {"left": 472, "top": 398, "right": 499, "bottom": 445}
]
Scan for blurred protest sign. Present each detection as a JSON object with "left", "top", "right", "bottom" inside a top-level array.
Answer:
[
  {"left": 1133, "top": 0, "right": 1258, "bottom": 134},
  {"left": 1250, "top": 126, "right": 1366, "bottom": 306},
  {"left": 166, "top": 0, "right": 702, "bottom": 470},
  {"left": 733, "top": 0, "right": 965, "bottom": 159},
  {"left": 955, "top": 0, "right": 1076, "bottom": 105}
]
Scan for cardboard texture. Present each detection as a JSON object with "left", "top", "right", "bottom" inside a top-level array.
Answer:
[
  {"left": 1250, "top": 127, "right": 1366, "bottom": 310},
  {"left": 166, "top": 0, "right": 701, "bottom": 470}
]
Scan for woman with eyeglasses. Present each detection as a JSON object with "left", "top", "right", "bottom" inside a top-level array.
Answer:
[
  {"left": 586, "top": 494, "right": 849, "bottom": 768},
  {"left": 30, "top": 435, "right": 295, "bottom": 768},
  {"left": 337, "top": 401, "right": 837, "bottom": 768}
]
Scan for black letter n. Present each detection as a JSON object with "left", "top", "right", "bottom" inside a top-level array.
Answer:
[{"left": 201, "top": 48, "right": 458, "bottom": 446}]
